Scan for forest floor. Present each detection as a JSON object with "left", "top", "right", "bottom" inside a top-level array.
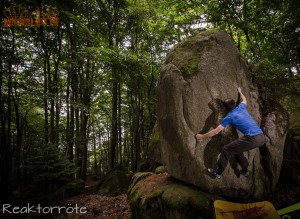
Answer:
[
  {"left": 2, "top": 170, "right": 299, "bottom": 219},
  {"left": 264, "top": 179, "right": 300, "bottom": 209},
  {"left": 45, "top": 174, "right": 300, "bottom": 219},
  {"left": 48, "top": 176, "right": 299, "bottom": 219}
]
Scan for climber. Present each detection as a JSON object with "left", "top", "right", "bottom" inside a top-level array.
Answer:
[{"left": 195, "top": 87, "right": 265, "bottom": 179}]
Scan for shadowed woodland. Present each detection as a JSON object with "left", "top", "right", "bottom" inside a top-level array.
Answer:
[{"left": 0, "top": 0, "right": 300, "bottom": 215}]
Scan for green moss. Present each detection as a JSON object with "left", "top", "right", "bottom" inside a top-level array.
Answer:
[
  {"left": 165, "top": 31, "right": 215, "bottom": 78},
  {"left": 128, "top": 172, "right": 157, "bottom": 204},
  {"left": 128, "top": 172, "right": 153, "bottom": 192},
  {"left": 149, "top": 122, "right": 159, "bottom": 147},
  {"left": 129, "top": 172, "right": 166, "bottom": 203},
  {"left": 162, "top": 183, "right": 210, "bottom": 211},
  {"left": 144, "top": 186, "right": 166, "bottom": 201},
  {"left": 154, "top": 166, "right": 166, "bottom": 174},
  {"left": 129, "top": 186, "right": 143, "bottom": 205}
]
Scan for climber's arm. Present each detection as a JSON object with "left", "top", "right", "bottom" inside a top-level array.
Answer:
[
  {"left": 195, "top": 125, "right": 224, "bottom": 140},
  {"left": 238, "top": 87, "right": 247, "bottom": 105}
]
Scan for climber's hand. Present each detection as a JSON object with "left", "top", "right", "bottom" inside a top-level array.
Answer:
[{"left": 195, "top": 134, "right": 204, "bottom": 140}]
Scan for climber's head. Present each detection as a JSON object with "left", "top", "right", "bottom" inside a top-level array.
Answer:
[{"left": 223, "top": 98, "right": 236, "bottom": 111}]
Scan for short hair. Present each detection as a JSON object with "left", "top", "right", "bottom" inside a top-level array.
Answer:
[{"left": 223, "top": 98, "right": 236, "bottom": 111}]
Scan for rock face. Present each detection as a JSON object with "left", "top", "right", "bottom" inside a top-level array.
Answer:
[{"left": 157, "top": 30, "right": 288, "bottom": 198}]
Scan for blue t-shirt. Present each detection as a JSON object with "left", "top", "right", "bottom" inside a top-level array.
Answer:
[{"left": 220, "top": 103, "right": 263, "bottom": 136}]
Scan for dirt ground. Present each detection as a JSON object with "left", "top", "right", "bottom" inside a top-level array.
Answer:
[
  {"left": 49, "top": 193, "right": 132, "bottom": 219},
  {"left": 265, "top": 180, "right": 300, "bottom": 209},
  {"left": 1, "top": 193, "right": 131, "bottom": 219}
]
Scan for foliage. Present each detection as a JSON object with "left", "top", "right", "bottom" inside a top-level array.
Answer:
[
  {"left": 203, "top": 0, "right": 300, "bottom": 95},
  {"left": 22, "top": 143, "right": 76, "bottom": 199}
]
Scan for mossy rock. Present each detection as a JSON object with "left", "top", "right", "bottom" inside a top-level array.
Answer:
[
  {"left": 128, "top": 172, "right": 215, "bottom": 219},
  {"left": 128, "top": 172, "right": 153, "bottom": 194},
  {"left": 162, "top": 183, "right": 210, "bottom": 211},
  {"left": 97, "top": 170, "right": 131, "bottom": 196},
  {"left": 154, "top": 166, "right": 166, "bottom": 174},
  {"left": 164, "top": 31, "right": 216, "bottom": 78}
]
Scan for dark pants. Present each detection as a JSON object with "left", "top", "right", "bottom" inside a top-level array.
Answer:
[{"left": 217, "top": 134, "right": 265, "bottom": 173}]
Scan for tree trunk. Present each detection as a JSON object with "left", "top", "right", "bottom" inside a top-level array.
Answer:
[
  {"left": 1, "top": 28, "right": 15, "bottom": 200},
  {"left": 80, "top": 60, "right": 91, "bottom": 181},
  {"left": 43, "top": 56, "right": 49, "bottom": 144},
  {"left": 12, "top": 83, "right": 22, "bottom": 183},
  {"left": 129, "top": 91, "right": 135, "bottom": 171},
  {"left": 66, "top": 70, "right": 74, "bottom": 161},
  {"left": 48, "top": 56, "right": 55, "bottom": 145},
  {"left": 98, "top": 129, "right": 103, "bottom": 177},
  {"left": 109, "top": 76, "right": 118, "bottom": 170},
  {"left": 80, "top": 111, "right": 88, "bottom": 181},
  {"left": 0, "top": 41, "right": 7, "bottom": 201},
  {"left": 75, "top": 98, "right": 80, "bottom": 180},
  {"left": 133, "top": 91, "right": 141, "bottom": 172},
  {"left": 66, "top": 72, "right": 71, "bottom": 159},
  {"left": 72, "top": 46, "right": 80, "bottom": 179},
  {"left": 118, "top": 82, "right": 122, "bottom": 166},
  {"left": 54, "top": 27, "right": 62, "bottom": 146},
  {"left": 40, "top": 27, "right": 49, "bottom": 144},
  {"left": 66, "top": 33, "right": 77, "bottom": 162},
  {"left": 93, "top": 126, "right": 98, "bottom": 174}
]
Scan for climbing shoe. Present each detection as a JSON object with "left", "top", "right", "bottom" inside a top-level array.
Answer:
[
  {"left": 240, "top": 170, "right": 250, "bottom": 177},
  {"left": 207, "top": 168, "right": 222, "bottom": 179}
]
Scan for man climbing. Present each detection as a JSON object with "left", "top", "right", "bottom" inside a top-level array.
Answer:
[{"left": 195, "top": 87, "right": 265, "bottom": 179}]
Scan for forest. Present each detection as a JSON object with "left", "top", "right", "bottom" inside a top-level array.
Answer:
[{"left": 0, "top": 0, "right": 299, "bottom": 209}]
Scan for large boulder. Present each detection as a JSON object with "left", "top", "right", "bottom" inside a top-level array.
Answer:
[
  {"left": 96, "top": 170, "right": 132, "bottom": 195},
  {"left": 157, "top": 30, "right": 288, "bottom": 198}
]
